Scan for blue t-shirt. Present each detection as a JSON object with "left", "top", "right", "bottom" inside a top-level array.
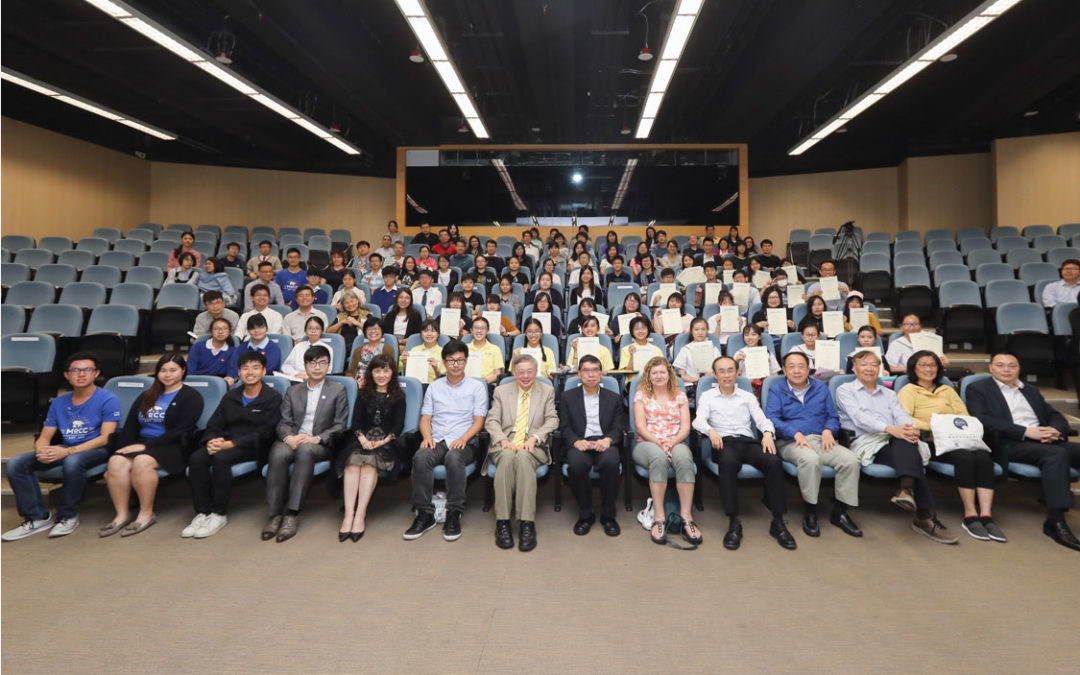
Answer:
[
  {"left": 45, "top": 388, "right": 122, "bottom": 447},
  {"left": 275, "top": 268, "right": 308, "bottom": 304},
  {"left": 241, "top": 393, "right": 257, "bottom": 407},
  {"left": 138, "top": 389, "right": 179, "bottom": 438}
]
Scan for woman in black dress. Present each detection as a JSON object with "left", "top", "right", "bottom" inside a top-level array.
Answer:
[
  {"left": 337, "top": 354, "right": 406, "bottom": 541},
  {"left": 102, "top": 353, "right": 203, "bottom": 537}
]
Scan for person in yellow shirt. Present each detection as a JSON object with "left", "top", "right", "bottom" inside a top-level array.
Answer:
[
  {"left": 468, "top": 316, "right": 504, "bottom": 384},
  {"left": 512, "top": 318, "right": 558, "bottom": 379},
  {"left": 619, "top": 316, "right": 665, "bottom": 374},
  {"left": 472, "top": 294, "right": 520, "bottom": 339},
  {"left": 565, "top": 315, "right": 615, "bottom": 372},
  {"left": 400, "top": 319, "right": 445, "bottom": 382}
]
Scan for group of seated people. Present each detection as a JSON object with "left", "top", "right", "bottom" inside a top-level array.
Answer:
[{"left": 4, "top": 223, "right": 1079, "bottom": 554}]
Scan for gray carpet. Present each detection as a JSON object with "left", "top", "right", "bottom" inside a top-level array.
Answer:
[{"left": 2, "top": 473, "right": 1077, "bottom": 674}]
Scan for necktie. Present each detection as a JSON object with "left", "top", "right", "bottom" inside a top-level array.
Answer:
[
  {"left": 422, "top": 290, "right": 429, "bottom": 309},
  {"left": 513, "top": 390, "right": 531, "bottom": 446}
]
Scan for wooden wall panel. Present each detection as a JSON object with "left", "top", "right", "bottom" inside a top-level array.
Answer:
[
  {"left": 902, "top": 153, "right": 993, "bottom": 233},
  {"left": 148, "top": 162, "right": 396, "bottom": 244},
  {"left": 993, "top": 132, "right": 1080, "bottom": 228},
  {"left": 1, "top": 117, "right": 150, "bottom": 240},
  {"left": 747, "top": 166, "right": 900, "bottom": 245}
]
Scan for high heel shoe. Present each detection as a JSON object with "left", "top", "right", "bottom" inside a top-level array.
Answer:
[
  {"left": 338, "top": 531, "right": 350, "bottom": 542},
  {"left": 350, "top": 531, "right": 364, "bottom": 542}
]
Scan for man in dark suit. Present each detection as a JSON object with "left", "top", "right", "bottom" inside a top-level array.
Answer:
[
  {"left": 263, "top": 345, "right": 349, "bottom": 542},
  {"left": 558, "top": 355, "right": 626, "bottom": 536},
  {"left": 966, "top": 352, "right": 1080, "bottom": 551}
]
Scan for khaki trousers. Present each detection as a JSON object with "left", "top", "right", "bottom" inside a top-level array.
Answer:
[
  {"left": 777, "top": 435, "right": 860, "bottom": 507},
  {"left": 488, "top": 445, "right": 550, "bottom": 521}
]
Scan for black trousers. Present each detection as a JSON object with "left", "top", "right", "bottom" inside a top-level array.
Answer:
[
  {"left": 566, "top": 437, "right": 621, "bottom": 521},
  {"left": 876, "top": 438, "right": 933, "bottom": 511},
  {"left": 187, "top": 445, "right": 257, "bottom": 515},
  {"left": 1004, "top": 440, "right": 1080, "bottom": 511},
  {"left": 716, "top": 436, "right": 786, "bottom": 517},
  {"left": 933, "top": 449, "right": 995, "bottom": 489}
]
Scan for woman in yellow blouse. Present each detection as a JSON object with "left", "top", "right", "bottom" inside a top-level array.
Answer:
[
  {"left": 842, "top": 292, "right": 882, "bottom": 333},
  {"left": 619, "top": 316, "right": 665, "bottom": 374},
  {"left": 400, "top": 319, "right": 445, "bottom": 382},
  {"left": 897, "top": 350, "right": 1003, "bottom": 542},
  {"left": 565, "top": 315, "right": 615, "bottom": 372},
  {"left": 512, "top": 318, "right": 558, "bottom": 379}
]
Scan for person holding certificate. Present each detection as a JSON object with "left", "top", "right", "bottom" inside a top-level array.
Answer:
[
  {"left": 751, "top": 287, "right": 795, "bottom": 334},
  {"left": 619, "top": 317, "right": 665, "bottom": 375},
  {"left": 705, "top": 290, "right": 747, "bottom": 346},
  {"left": 401, "top": 319, "right": 445, "bottom": 383},
  {"left": 441, "top": 292, "right": 472, "bottom": 339},
  {"left": 673, "top": 318, "right": 722, "bottom": 384},
  {"left": 651, "top": 291, "right": 694, "bottom": 346},
  {"left": 836, "top": 350, "right": 957, "bottom": 545},
  {"left": 609, "top": 292, "right": 647, "bottom": 342},
  {"left": 466, "top": 316, "right": 504, "bottom": 384},
  {"left": 788, "top": 324, "right": 841, "bottom": 380},
  {"left": 513, "top": 318, "right": 558, "bottom": 379},
  {"left": 530, "top": 292, "right": 564, "bottom": 337},
  {"left": 731, "top": 325, "right": 780, "bottom": 394},
  {"left": 766, "top": 351, "right": 862, "bottom": 539},
  {"left": 842, "top": 292, "right": 881, "bottom": 332},
  {"left": 804, "top": 259, "right": 850, "bottom": 310},
  {"left": 472, "top": 294, "right": 520, "bottom": 339},
  {"left": 633, "top": 356, "right": 700, "bottom": 546},
  {"left": 798, "top": 296, "right": 828, "bottom": 333},
  {"left": 896, "top": 350, "right": 1004, "bottom": 542},
  {"left": 567, "top": 297, "right": 612, "bottom": 336},
  {"left": 885, "top": 314, "right": 952, "bottom": 374},
  {"left": 566, "top": 315, "right": 615, "bottom": 372}
]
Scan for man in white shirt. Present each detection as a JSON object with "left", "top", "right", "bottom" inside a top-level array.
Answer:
[
  {"left": 884, "top": 314, "right": 952, "bottom": 374},
  {"left": 693, "top": 356, "right": 795, "bottom": 550},
  {"left": 374, "top": 234, "right": 395, "bottom": 261},
  {"left": 803, "top": 259, "right": 850, "bottom": 310},
  {"left": 282, "top": 286, "right": 328, "bottom": 342},
  {"left": 243, "top": 262, "right": 286, "bottom": 311},
  {"left": 1040, "top": 259, "right": 1080, "bottom": 307},
  {"left": 412, "top": 268, "right": 443, "bottom": 316},
  {"left": 235, "top": 284, "right": 284, "bottom": 340}
]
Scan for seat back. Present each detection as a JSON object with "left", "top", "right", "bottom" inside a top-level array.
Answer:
[
  {"left": 112, "top": 239, "right": 146, "bottom": 256},
  {"left": 893, "top": 265, "right": 930, "bottom": 288},
  {"left": 2, "top": 304, "right": 26, "bottom": 335},
  {"left": 994, "top": 236, "right": 1029, "bottom": 253},
  {"left": 56, "top": 250, "right": 96, "bottom": 271},
  {"left": 893, "top": 240, "right": 923, "bottom": 256},
  {"left": 81, "top": 265, "right": 123, "bottom": 287},
  {"left": 2, "top": 235, "right": 35, "bottom": 251},
  {"left": 317, "top": 333, "right": 347, "bottom": 373},
  {"left": 261, "top": 375, "right": 294, "bottom": 395},
  {"left": 399, "top": 376, "right": 425, "bottom": 434},
  {"left": 984, "top": 279, "right": 1030, "bottom": 308},
  {"left": 1023, "top": 225, "right": 1054, "bottom": 242},
  {"left": 924, "top": 229, "right": 954, "bottom": 242},
  {"left": 75, "top": 237, "right": 110, "bottom": 256},
  {"left": 861, "top": 242, "right": 890, "bottom": 257},
  {"left": 97, "top": 251, "right": 135, "bottom": 271},
  {"left": 959, "top": 373, "right": 992, "bottom": 402},
  {"left": 126, "top": 266, "right": 164, "bottom": 289},
  {"left": 138, "top": 251, "right": 170, "bottom": 270},
  {"left": 1, "top": 333, "right": 56, "bottom": 372},
  {"left": 58, "top": 282, "right": 107, "bottom": 308},
  {"left": 325, "top": 375, "right": 359, "bottom": 427},
  {"left": 995, "top": 302, "right": 1049, "bottom": 335},
  {"left": 104, "top": 376, "right": 154, "bottom": 420},
  {"left": 1051, "top": 302, "right": 1077, "bottom": 335},
  {"left": 1046, "top": 247, "right": 1080, "bottom": 267},
  {"left": 933, "top": 264, "right": 971, "bottom": 285},
  {"left": 859, "top": 253, "right": 890, "bottom": 272},
  {"left": 2, "top": 262, "right": 32, "bottom": 287},
  {"left": 183, "top": 376, "right": 229, "bottom": 429},
  {"left": 938, "top": 280, "right": 982, "bottom": 308},
  {"left": 928, "top": 251, "right": 963, "bottom": 269},
  {"left": 156, "top": 283, "right": 199, "bottom": 309},
  {"left": 6, "top": 280, "right": 56, "bottom": 307},
  {"left": 836, "top": 332, "right": 884, "bottom": 359},
  {"left": 988, "top": 226, "right": 1017, "bottom": 243},
  {"left": 14, "top": 248, "right": 54, "bottom": 270},
  {"left": 86, "top": 304, "right": 140, "bottom": 336},
  {"left": 38, "top": 236, "right": 74, "bottom": 255},
  {"left": 26, "top": 304, "right": 84, "bottom": 337},
  {"left": 959, "top": 237, "right": 992, "bottom": 256},
  {"left": 974, "top": 263, "right": 1015, "bottom": 287},
  {"left": 724, "top": 331, "right": 776, "bottom": 356},
  {"left": 1005, "top": 247, "right": 1043, "bottom": 269},
  {"left": 267, "top": 334, "right": 294, "bottom": 363},
  {"left": 125, "top": 229, "right": 154, "bottom": 245},
  {"left": 1018, "top": 262, "right": 1059, "bottom": 286}
]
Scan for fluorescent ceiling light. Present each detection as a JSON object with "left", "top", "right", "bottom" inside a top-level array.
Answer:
[
  {"left": 395, "top": 0, "right": 425, "bottom": 17},
  {"left": 466, "top": 117, "right": 489, "bottom": 139},
  {"left": 788, "top": 0, "right": 1024, "bottom": 156},
  {"left": 677, "top": 0, "right": 704, "bottom": 14},
  {"left": 642, "top": 92, "right": 663, "bottom": 119},
  {"left": 82, "top": 0, "right": 363, "bottom": 154},
  {"left": 432, "top": 60, "right": 465, "bottom": 94},
  {"left": 611, "top": 158, "right": 638, "bottom": 211},
  {"left": 660, "top": 14, "right": 697, "bottom": 61},
  {"left": 634, "top": 116, "right": 655, "bottom": 139},
  {"left": 453, "top": 93, "right": 478, "bottom": 119},
  {"left": 650, "top": 60, "right": 677, "bottom": 94},
  {"left": 2, "top": 66, "right": 177, "bottom": 139},
  {"left": 407, "top": 16, "right": 447, "bottom": 61},
  {"left": 634, "top": 0, "right": 702, "bottom": 139}
]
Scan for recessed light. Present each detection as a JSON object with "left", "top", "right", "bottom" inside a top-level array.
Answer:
[
  {"left": 409, "top": 49, "right": 425, "bottom": 63},
  {"left": 834, "top": 127, "right": 848, "bottom": 134},
  {"left": 1022, "top": 110, "right": 1039, "bottom": 117},
  {"left": 938, "top": 51, "right": 958, "bottom": 62}
]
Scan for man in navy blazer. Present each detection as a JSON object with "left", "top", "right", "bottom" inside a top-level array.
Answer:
[
  {"left": 558, "top": 355, "right": 626, "bottom": 536},
  {"left": 966, "top": 352, "right": 1080, "bottom": 551}
]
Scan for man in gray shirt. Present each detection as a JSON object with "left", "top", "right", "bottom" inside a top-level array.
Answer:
[
  {"left": 282, "top": 286, "right": 328, "bottom": 342},
  {"left": 244, "top": 261, "right": 285, "bottom": 311},
  {"left": 192, "top": 291, "right": 239, "bottom": 339}
]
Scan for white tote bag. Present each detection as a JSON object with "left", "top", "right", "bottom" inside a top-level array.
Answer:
[{"left": 930, "top": 414, "right": 991, "bottom": 454}]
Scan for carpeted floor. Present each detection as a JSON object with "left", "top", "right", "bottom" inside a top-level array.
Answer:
[{"left": 2, "top": 473, "right": 1077, "bottom": 674}]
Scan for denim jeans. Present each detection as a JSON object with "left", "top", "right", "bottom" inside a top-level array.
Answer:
[{"left": 5, "top": 447, "right": 110, "bottom": 520}]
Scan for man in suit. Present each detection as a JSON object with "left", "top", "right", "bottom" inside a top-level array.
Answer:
[
  {"left": 485, "top": 353, "right": 559, "bottom": 551},
  {"left": 558, "top": 355, "right": 626, "bottom": 537},
  {"left": 263, "top": 345, "right": 349, "bottom": 542},
  {"left": 966, "top": 352, "right": 1080, "bottom": 551}
]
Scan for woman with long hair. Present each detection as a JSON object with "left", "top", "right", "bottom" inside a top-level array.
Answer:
[
  {"left": 348, "top": 317, "right": 396, "bottom": 384},
  {"left": 166, "top": 251, "right": 200, "bottom": 285},
  {"left": 400, "top": 319, "right": 445, "bottom": 381},
  {"left": 643, "top": 225, "right": 657, "bottom": 250},
  {"left": 525, "top": 271, "right": 565, "bottom": 308},
  {"left": 512, "top": 317, "right": 557, "bottom": 378},
  {"left": 446, "top": 223, "right": 462, "bottom": 242},
  {"left": 530, "top": 291, "right": 564, "bottom": 336},
  {"left": 636, "top": 253, "right": 659, "bottom": 286},
  {"left": 751, "top": 286, "right": 795, "bottom": 334},
  {"left": 167, "top": 231, "right": 202, "bottom": 270},
  {"left": 799, "top": 295, "right": 828, "bottom": 332},
  {"left": 331, "top": 270, "right": 367, "bottom": 310},
  {"left": 398, "top": 256, "right": 419, "bottom": 287},
  {"left": 328, "top": 291, "right": 371, "bottom": 354},
  {"left": 102, "top": 354, "right": 203, "bottom": 537},
  {"left": 659, "top": 241, "right": 682, "bottom": 270},
  {"left": 282, "top": 316, "right": 334, "bottom": 380},
  {"left": 540, "top": 258, "right": 563, "bottom": 288},
  {"left": 609, "top": 292, "right": 646, "bottom": 340},
  {"left": 510, "top": 242, "right": 533, "bottom": 272},
  {"left": 570, "top": 266, "right": 604, "bottom": 305},
  {"left": 599, "top": 229, "right": 623, "bottom": 258},
  {"left": 196, "top": 257, "right": 236, "bottom": 305},
  {"left": 337, "top": 353, "right": 405, "bottom": 541},
  {"left": 324, "top": 250, "right": 350, "bottom": 291},
  {"left": 467, "top": 235, "right": 483, "bottom": 257}
]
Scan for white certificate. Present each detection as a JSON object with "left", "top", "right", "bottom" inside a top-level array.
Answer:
[
  {"left": 786, "top": 284, "right": 805, "bottom": 308},
  {"left": 731, "top": 282, "right": 751, "bottom": 307},
  {"left": 593, "top": 311, "right": 609, "bottom": 331},
  {"left": 848, "top": 307, "right": 870, "bottom": 331},
  {"left": 482, "top": 311, "right": 503, "bottom": 331},
  {"left": 816, "top": 339, "right": 841, "bottom": 371},
  {"left": 704, "top": 282, "right": 723, "bottom": 306},
  {"left": 767, "top": 308, "right": 789, "bottom": 335},
  {"left": 822, "top": 310, "right": 845, "bottom": 337},
  {"left": 719, "top": 305, "right": 740, "bottom": 333},
  {"left": 678, "top": 266, "right": 706, "bottom": 285},
  {"left": 656, "top": 283, "right": 678, "bottom": 305},
  {"left": 575, "top": 336, "right": 600, "bottom": 366},
  {"left": 661, "top": 308, "right": 682, "bottom": 334},
  {"left": 617, "top": 312, "right": 636, "bottom": 335},
  {"left": 689, "top": 342, "right": 715, "bottom": 374},
  {"left": 404, "top": 350, "right": 431, "bottom": 383},
  {"left": 634, "top": 345, "right": 662, "bottom": 374},
  {"left": 532, "top": 311, "right": 551, "bottom": 334},
  {"left": 722, "top": 269, "right": 735, "bottom": 285},
  {"left": 910, "top": 331, "right": 944, "bottom": 357},
  {"left": 819, "top": 276, "right": 841, "bottom": 302},
  {"left": 849, "top": 345, "right": 885, "bottom": 375},
  {"left": 439, "top": 307, "right": 461, "bottom": 336},
  {"left": 743, "top": 346, "right": 771, "bottom": 379},
  {"left": 782, "top": 265, "right": 800, "bottom": 283},
  {"left": 520, "top": 347, "right": 544, "bottom": 367},
  {"left": 465, "top": 352, "right": 484, "bottom": 379},
  {"left": 753, "top": 270, "right": 773, "bottom": 289}
]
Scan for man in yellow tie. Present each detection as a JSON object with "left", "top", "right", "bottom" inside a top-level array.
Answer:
[{"left": 484, "top": 354, "right": 559, "bottom": 551}]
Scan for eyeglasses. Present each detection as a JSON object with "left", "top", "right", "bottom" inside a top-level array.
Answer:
[
  {"left": 445, "top": 358, "right": 467, "bottom": 365},
  {"left": 902, "top": 322, "right": 921, "bottom": 328},
  {"left": 991, "top": 362, "right": 1019, "bottom": 369},
  {"left": 308, "top": 359, "right": 331, "bottom": 368},
  {"left": 66, "top": 367, "right": 98, "bottom": 375}
]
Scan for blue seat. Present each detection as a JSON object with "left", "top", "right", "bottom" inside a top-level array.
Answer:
[
  {"left": 1057, "top": 224, "right": 1080, "bottom": 239},
  {"left": 109, "top": 282, "right": 154, "bottom": 310},
  {"left": 924, "top": 239, "right": 957, "bottom": 257},
  {"left": 893, "top": 265, "right": 933, "bottom": 319},
  {"left": 33, "top": 264, "right": 78, "bottom": 288},
  {"left": 924, "top": 229, "right": 954, "bottom": 242},
  {"left": 112, "top": 239, "right": 146, "bottom": 257},
  {"left": 125, "top": 229, "right": 154, "bottom": 245},
  {"left": 138, "top": 222, "right": 163, "bottom": 237},
  {"left": 149, "top": 239, "right": 177, "bottom": 253},
  {"left": 2, "top": 235, "right": 35, "bottom": 252},
  {"left": 318, "top": 332, "right": 347, "bottom": 374},
  {"left": 1007, "top": 462, "right": 1080, "bottom": 480},
  {"left": 75, "top": 237, "right": 110, "bottom": 257},
  {"left": 1, "top": 333, "right": 57, "bottom": 421},
  {"left": 126, "top": 266, "right": 164, "bottom": 289},
  {"left": 861, "top": 242, "right": 890, "bottom": 257},
  {"left": 166, "top": 223, "right": 193, "bottom": 234},
  {"left": 261, "top": 375, "right": 294, "bottom": 394},
  {"left": 993, "top": 236, "right": 1029, "bottom": 254},
  {"left": 269, "top": 304, "right": 292, "bottom": 319},
  {"left": 14, "top": 248, "right": 54, "bottom": 270},
  {"left": 1005, "top": 247, "right": 1043, "bottom": 269},
  {"left": 80, "top": 265, "right": 123, "bottom": 287},
  {"left": 1023, "top": 225, "right": 1054, "bottom": 243},
  {"left": 1018, "top": 262, "right": 1059, "bottom": 287},
  {"left": 996, "top": 302, "right": 1049, "bottom": 335},
  {"left": 2, "top": 304, "right": 26, "bottom": 335},
  {"left": 91, "top": 227, "right": 123, "bottom": 244},
  {"left": 928, "top": 250, "right": 964, "bottom": 269},
  {"left": 932, "top": 264, "right": 970, "bottom": 285},
  {"left": 58, "top": 282, "right": 107, "bottom": 308},
  {"left": 966, "top": 249, "right": 1002, "bottom": 269},
  {"left": 974, "top": 263, "right": 1015, "bottom": 288},
  {"left": 894, "top": 231, "right": 920, "bottom": 243},
  {"left": 960, "top": 237, "right": 993, "bottom": 257},
  {"left": 938, "top": 280, "right": 984, "bottom": 344},
  {"left": 859, "top": 253, "right": 890, "bottom": 272},
  {"left": 184, "top": 376, "right": 228, "bottom": 430},
  {"left": 26, "top": 304, "right": 84, "bottom": 337},
  {"left": 138, "top": 251, "right": 170, "bottom": 269},
  {"left": 893, "top": 241, "right": 924, "bottom": 256},
  {"left": 927, "top": 460, "right": 1003, "bottom": 479},
  {"left": 99, "top": 251, "right": 135, "bottom": 272},
  {"left": 56, "top": 250, "right": 96, "bottom": 271},
  {"left": 156, "top": 284, "right": 200, "bottom": 309},
  {"left": 2, "top": 262, "right": 32, "bottom": 287},
  {"left": 1046, "top": 248, "right": 1080, "bottom": 267},
  {"left": 38, "top": 236, "right": 74, "bottom": 256},
  {"left": 156, "top": 231, "right": 182, "bottom": 244},
  {"left": 330, "top": 229, "right": 352, "bottom": 244},
  {"left": 1051, "top": 302, "right": 1077, "bottom": 335},
  {"left": 85, "top": 304, "right": 140, "bottom": 336},
  {"left": 5, "top": 281, "right": 56, "bottom": 307},
  {"left": 267, "top": 334, "right": 294, "bottom": 364},
  {"left": 984, "top": 279, "right": 1030, "bottom": 308},
  {"left": 863, "top": 232, "right": 889, "bottom": 244},
  {"left": 988, "top": 226, "right": 1018, "bottom": 243}
]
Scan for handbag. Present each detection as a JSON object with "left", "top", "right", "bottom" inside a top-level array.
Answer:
[
  {"left": 930, "top": 413, "right": 991, "bottom": 455},
  {"left": 636, "top": 498, "right": 654, "bottom": 530}
]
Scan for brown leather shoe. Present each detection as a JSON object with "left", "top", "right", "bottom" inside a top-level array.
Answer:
[
  {"left": 261, "top": 515, "right": 282, "bottom": 541},
  {"left": 275, "top": 515, "right": 298, "bottom": 542}
]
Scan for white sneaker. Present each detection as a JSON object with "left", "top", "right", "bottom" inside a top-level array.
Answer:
[
  {"left": 181, "top": 514, "right": 209, "bottom": 538},
  {"left": 48, "top": 516, "right": 80, "bottom": 538},
  {"left": 1, "top": 514, "right": 55, "bottom": 541},
  {"left": 193, "top": 513, "right": 228, "bottom": 538}
]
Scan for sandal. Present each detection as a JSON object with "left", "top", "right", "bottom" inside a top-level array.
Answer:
[
  {"left": 682, "top": 520, "right": 703, "bottom": 545},
  {"left": 650, "top": 520, "right": 667, "bottom": 545}
]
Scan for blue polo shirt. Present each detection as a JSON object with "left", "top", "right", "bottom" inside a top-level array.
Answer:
[
  {"left": 45, "top": 388, "right": 122, "bottom": 446},
  {"left": 275, "top": 268, "right": 308, "bottom": 304}
]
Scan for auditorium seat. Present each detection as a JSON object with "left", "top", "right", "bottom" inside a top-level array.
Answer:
[
  {"left": 81, "top": 265, "right": 123, "bottom": 287},
  {"left": 56, "top": 249, "right": 96, "bottom": 272},
  {"left": 892, "top": 240, "right": 924, "bottom": 256},
  {"left": 125, "top": 228, "right": 154, "bottom": 245},
  {"left": 893, "top": 251, "right": 926, "bottom": 270},
  {"left": 137, "top": 251, "right": 170, "bottom": 270},
  {"left": 14, "top": 248, "right": 54, "bottom": 271},
  {"left": 938, "top": 280, "right": 984, "bottom": 345},
  {"left": 2, "top": 235, "right": 35, "bottom": 252},
  {"left": 2, "top": 262, "right": 32, "bottom": 288},
  {"left": 1, "top": 332, "right": 57, "bottom": 423},
  {"left": 58, "top": 282, "right": 107, "bottom": 309},
  {"left": 91, "top": 227, "right": 123, "bottom": 244},
  {"left": 966, "top": 248, "right": 1002, "bottom": 269},
  {"left": 988, "top": 226, "right": 1018, "bottom": 243},
  {"left": 80, "top": 304, "right": 141, "bottom": 379},
  {"left": 34, "top": 264, "right": 78, "bottom": 288},
  {"left": 893, "top": 265, "right": 933, "bottom": 320},
  {"left": 925, "top": 239, "right": 957, "bottom": 256},
  {"left": 75, "top": 237, "right": 110, "bottom": 257},
  {"left": 1018, "top": 262, "right": 1059, "bottom": 288},
  {"left": 929, "top": 251, "right": 963, "bottom": 269},
  {"left": 1005, "top": 248, "right": 1043, "bottom": 269},
  {"left": 2, "top": 304, "right": 26, "bottom": 336},
  {"left": 1032, "top": 235, "right": 1067, "bottom": 255},
  {"left": 974, "top": 263, "right": 1015, "bottom": 287},
  {"left": 5, "top": 281, "right": 56, "bottom": 308},
  {"left": 1022, "top": 224, "right": 1054, "bottom": 242},
  {"left": 959, "top": 237, "right": 992, "bottom": 257},
  {"left": 924, "top": 229, "right": 954, "bottom": 242},
  {"left": 1046, "top": 247, "right": 1080, "bottom": 266},
  {"left": 994, "top": 236, "right": 1029, "bottom": 254},
  {"left": 38, "top": 236, "right": 74, "bottom": 256},
  {"left": 26, "top": 303, "right": 84, "bottom": 338},
  {"left": 996, "top": 302, "right": 1054, "bottom": 376}
]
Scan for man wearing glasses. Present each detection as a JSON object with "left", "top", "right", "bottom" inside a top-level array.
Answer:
[
  {"left": 3, "top": 353, "right": 121, "bottom": 540},
  {"left": 263, "top": 345, "right": 348, "bottom": 542},
  {"left": 966, "top": 352, "right": 1080, "bottom": 551},
  {"left": 884, "top": 314, "right": 952, "bottom": 374},
  {"left": 404, "top": 340, "right": 488, "bottom": 542},
  {"left": 803, "top": 259, "right": 850, "bottom": 311}
]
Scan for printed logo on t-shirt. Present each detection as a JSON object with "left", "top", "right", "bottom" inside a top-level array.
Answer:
[
  {"left": 144, "top": 405, "right": 167, "bottom": 424},
  {"left": 64, "top": 419, "right": 94, "bottom": 443},
  {"left": 284, "top": 280, "right": 299, "bottom": 293}
]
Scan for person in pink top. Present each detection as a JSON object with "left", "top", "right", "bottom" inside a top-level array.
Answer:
[
  {"left": 167, "top": 232, "right": 202, "bottom": 270},
  {"left": 632, "top": 356, "right": 701, "bottom": 546}
]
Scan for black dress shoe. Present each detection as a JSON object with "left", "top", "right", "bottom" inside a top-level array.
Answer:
[
  {"left": 574, "top": 516, "right": 595, "bottom": 536},
  {"left": 602, "top": 519, "right": 621, "bottom": 537},
  {"left": 830, "top": 512, "right": 864, "bottom": 537},
  {"left": 723, "top": 522, "right": 743, "bottom": 550},
  {"left": 275, "top": 515, "right": 298, "bottom": 542},
  {"left": 519, "top": 520, "right": 537, "bottom": 552},
  {"left": 338, "top": 531, "right": 349, "bottom": 543},
  {"left": 770, "top": 521, "right": 797, "bottom": 550},
  {"left": 1043, "top": 520, "right": 1080, "bottom": 551},
  {"left": 495, "top": 519, "right": 514, "bottom": 549},
  {"left": 802, "top": 512, "right": 820, "bottom": 537},
  {"left": 350, "top": 531, "right": 364, "bottom": 542}
]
